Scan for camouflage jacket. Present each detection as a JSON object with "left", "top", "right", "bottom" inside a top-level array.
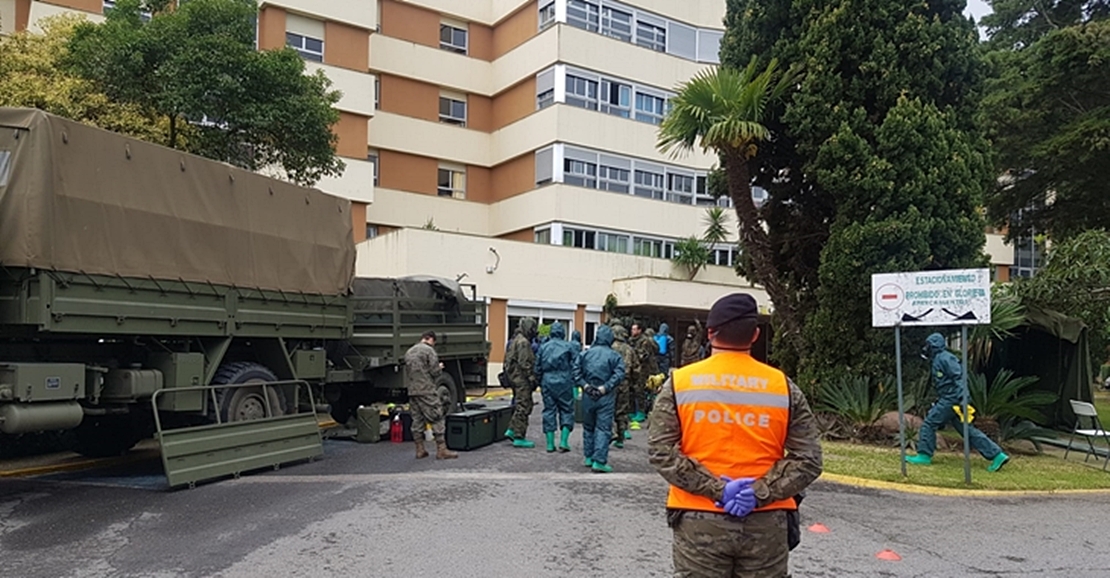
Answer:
[
  {"left": 632, "top": 335, "right": 659, "bottom": 377},
  {"left": 504, "top": 333, "right": 536, "bottom": 389},
  {"left": 404, "top": 341, "right": 441, "bottom": 396},
  {"left": 647, "top": 375, "right": 823, "bottom": 508},
  {"left": 611, "top": 339, "right": 639, "bottom": 390}
]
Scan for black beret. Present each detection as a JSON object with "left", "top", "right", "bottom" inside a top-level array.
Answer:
[{"left": 707, "top": 293, "right": 759, "bottom": 328}]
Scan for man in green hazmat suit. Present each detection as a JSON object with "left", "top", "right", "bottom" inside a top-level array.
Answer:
[
  {"left": 534, "top": 321, "right": 579, "bottom": 452},
  {"left": 906, "top": 333, "right": 1010, "bottom": 472}
]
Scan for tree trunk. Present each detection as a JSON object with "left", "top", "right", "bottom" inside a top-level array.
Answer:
[
  {"left": 168, "top": 114, "right": 178, "bottom": 149},
  {"left": 723, "top": 150, "right": 805, "bottom": 357}
]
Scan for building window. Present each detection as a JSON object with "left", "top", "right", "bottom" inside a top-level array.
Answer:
[
  {"left": 600, "top": 79, "right": 631, "bottom": 118},
  {"left": 366, "top": 225, "right": 380, "bottom": 240},
  {"left": 438, "top": 167, "right": 466, "bottom": 199},
  {"left": 634, "top": 169, "right": 664, "bottom": 199},
  {"left": 601, "top": 5, "right": 633, "bottom": 42},
  {"left": 667, "top": 173, "right": 694, "bottom": 204},
  {"left": 567, "top": 0, "right": 600, "bottom": 32},
  {"left": 538, "top": 89, "right": 555, "bottom": 109},
  {"left": 564, "top": 159, "right": 598, "bottom": 188},
  {"left": 597, "top": 232, "right": 629, "bottom": 253},
  {"left": 633, "top": 237, "right": 663, "bottom": 258},
  {"left": 636, "top": 20, "right": 666, "bottom": 52},
  {"left": 635, "top": 92, "right": 666, "bottom": 125},
  {"left": 535, "top": 229, "right": 552, "bottom": 244},
  {"left": 439, "top": 96, "right": 467, "bottom": 126},
  {"left": 539, "top": 1, "right": 556, "bottom": 30},
  {"left": 563, "top": 228, "right": 593, "bottom": 249},
  {"left": 374, "top": 77, "right": 380, "bottom": 110},
  {"left": 598, "top": 164, "right": 630, "bottom": 193},
  {"left": 566, "top": 75, "right": 599, "bottom": 110},
  {"left": 286, "top": 32, "right": 324, "bottom": 62},
  {"left": 367, "top": 151, "right": 379, "bottom": 186},
  {"left": 585, "top": 321, "right": 597, "bottom": 346},
  {"left": 440, "top": 24, "right": 468, "bottom": 54}
]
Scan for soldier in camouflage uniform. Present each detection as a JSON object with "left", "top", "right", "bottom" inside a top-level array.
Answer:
[
  {"left": 639, "top": 327, "right": 661, "bottom": 420},
  {"left": 680, "top": 321, "right": 705, "bottom": 368},
  {"left": 504, "top": 317, "right": 538, "bottom": 448},
  {"left": 629, "top": 323, "right": 656, "bottom": 423},
  {"left": 648, "top": 294, "right": 821, "bottom": 577},
  {"left": 609, "top": 324, "right": 639, "bottom": 447},
  {"left": 404, "top": 331, "right": 457, "bottom": 460}
]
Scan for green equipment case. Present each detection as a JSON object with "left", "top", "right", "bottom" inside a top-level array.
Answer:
[
  {"left": 484, "top": 401, "right": 514, "bottom": 441},
  {"left": 445, "top": 409, "right": 496, "bottom": 451}
]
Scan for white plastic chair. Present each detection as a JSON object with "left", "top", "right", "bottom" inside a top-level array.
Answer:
[{"left": 1065, "top": 400, "right": 1110, "bottom": 471}]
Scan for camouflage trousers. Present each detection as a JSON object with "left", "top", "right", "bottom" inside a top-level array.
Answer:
[
  {"left": 409, "top": 393, "right": 445, "bottom": 439},
  {"left": 508, "top": 384, "right": 535, "bottom": 437},
  {"left": 672, "top": 509, "right": 789, "bottom": 578},
  {"left": 612, "top": 380, "right": 631, "bottom": 439},
  {"left": 631, "top": 377, "right": 649, "bottom": 416}
]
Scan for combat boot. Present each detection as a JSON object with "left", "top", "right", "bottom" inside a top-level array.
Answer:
[
  {"left": 414, "top": 440, "right": 429, "bottom": 459},
  {"left": 434, "top": 436, "right": 458, "bottom": 460}
]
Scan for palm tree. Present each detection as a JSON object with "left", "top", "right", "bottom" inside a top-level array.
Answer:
[{"left": 658, "top": 57, "right": 801, "bottom": 349}]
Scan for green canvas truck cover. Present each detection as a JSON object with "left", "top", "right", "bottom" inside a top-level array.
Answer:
[{"left": 0, "top": 108, "right": 355, "bottom": 296}]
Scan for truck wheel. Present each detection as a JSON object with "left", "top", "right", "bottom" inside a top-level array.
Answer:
[
  {"left": 436, "top": 373, "right": 461, "bottom": 417},
  {"left": 63, "top": 415, "right": 143, "bottom": 458},
  {"left": 213, "top": 362, "right": 287, "bottom": 423}
]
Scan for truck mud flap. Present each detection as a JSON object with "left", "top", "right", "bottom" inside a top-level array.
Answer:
[{"left": 151, "top": 380, "right": 323, "bottom": 489}]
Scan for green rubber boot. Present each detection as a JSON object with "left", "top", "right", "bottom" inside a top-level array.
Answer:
[
  {"left": 545, "top": 432, "right": 556, "bottom": 453},
  {"left": 624, "top": 430, "right": 632, "bottom": 440},
  {"left": 584, "top": 457, "right": 594, "bottom": 468},
  {"left": 612, "top": 436, "right": 624, "bottom": 449},
  {"left": 512, "top": 438, "right": 535, "bottom": 448},
  {"left": 558, "top": 427, "right": 571, "bottom": 452},
  {"left": 987, "top": 452, "right": 1011, "bottom": 472},
  {"left": 905, "top": 453, "right": 932, "bottom": 465},
  {"left": 504, "top": 428, "right": 514, "bottom": 440},
  {"left": 591, "top": 462, "right": 613, "bottom": 474}
]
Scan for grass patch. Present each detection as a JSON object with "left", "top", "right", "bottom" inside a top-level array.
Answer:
[
  {"left": 821, "top": 441, "right": 1110, "bottom": 491},
  {"left": 1094, "top": 391, "right": 1110, "bottom": 425}
]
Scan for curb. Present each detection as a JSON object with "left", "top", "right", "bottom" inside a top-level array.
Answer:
[{"left": 819, "top": 472, "right": 1110, "bottom": 497}]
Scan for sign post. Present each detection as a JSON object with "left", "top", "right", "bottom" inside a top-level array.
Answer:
[{"left": 871, "top": 269, "right": 991, "bottom": 484}]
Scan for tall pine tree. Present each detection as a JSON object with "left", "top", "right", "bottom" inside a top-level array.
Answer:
[{"left": 722, "top": 0, "right": 991, "bottom": 383}]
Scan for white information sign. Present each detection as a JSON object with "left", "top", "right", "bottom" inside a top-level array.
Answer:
[{"left": 871, "top": 268, "right": 991, "bottom": 328}]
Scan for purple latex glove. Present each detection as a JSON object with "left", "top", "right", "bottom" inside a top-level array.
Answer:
[
  {"left": 724, "top": 487, "right": 758, "bottom": 518},
  {"left": 716, "top": 476, "right": 755, "bottom": 508}
]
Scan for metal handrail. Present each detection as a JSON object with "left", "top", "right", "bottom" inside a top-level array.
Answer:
[{"left": 150, "top": 379, "right": 316, "bottom": 436}]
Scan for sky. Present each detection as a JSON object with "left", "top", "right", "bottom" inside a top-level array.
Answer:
[{"left": 964, "top": 0, "right": 993, "bottom": 38}]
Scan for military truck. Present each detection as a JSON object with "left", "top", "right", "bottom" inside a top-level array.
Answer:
[{"left": 0, "top": 108, "right": 489, "bottom": 481}]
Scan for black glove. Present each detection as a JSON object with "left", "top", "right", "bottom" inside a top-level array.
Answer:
[{"left": 584, "top": 385, "right": 606, "bottom": 400}]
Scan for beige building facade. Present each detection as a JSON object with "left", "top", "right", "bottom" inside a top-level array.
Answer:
[{"left": 1, "top": 0, "right": 1016, "bottom": 380}]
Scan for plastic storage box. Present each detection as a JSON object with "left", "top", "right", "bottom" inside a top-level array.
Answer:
[{"left": 445, "top": 409, "right": 496, "bottom": 451}]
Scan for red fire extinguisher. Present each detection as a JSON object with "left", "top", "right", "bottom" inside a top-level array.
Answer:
[{"left": 390, "top": 413, "right": 403, "bottom": 443}]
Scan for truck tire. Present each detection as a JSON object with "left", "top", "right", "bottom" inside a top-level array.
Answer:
[
  {"left": 213, "top": 362, "right": 287, "bottom": 423},
  {"left": 63, "top": 415, "right": 144, "bottom": 458},
  {"left": 436, "top": 373, "right": 461, "bottom": 417}
]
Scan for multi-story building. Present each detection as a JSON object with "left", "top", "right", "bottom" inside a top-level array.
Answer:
[{"left": 1, "top": 0, "right": 1015, "bottom": 381}]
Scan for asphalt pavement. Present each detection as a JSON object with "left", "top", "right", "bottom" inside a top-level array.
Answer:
[{"left": 2, "top": 394, "right": 1110, "bottom": 577}]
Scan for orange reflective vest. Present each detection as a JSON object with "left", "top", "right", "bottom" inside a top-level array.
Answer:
[{"left": 666, "top": 351, "right": 796, "bottom": 513}]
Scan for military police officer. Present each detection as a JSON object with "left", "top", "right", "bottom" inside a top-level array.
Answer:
[{"left": 648, "top": 294, "right": 822, "bottom": 577}]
